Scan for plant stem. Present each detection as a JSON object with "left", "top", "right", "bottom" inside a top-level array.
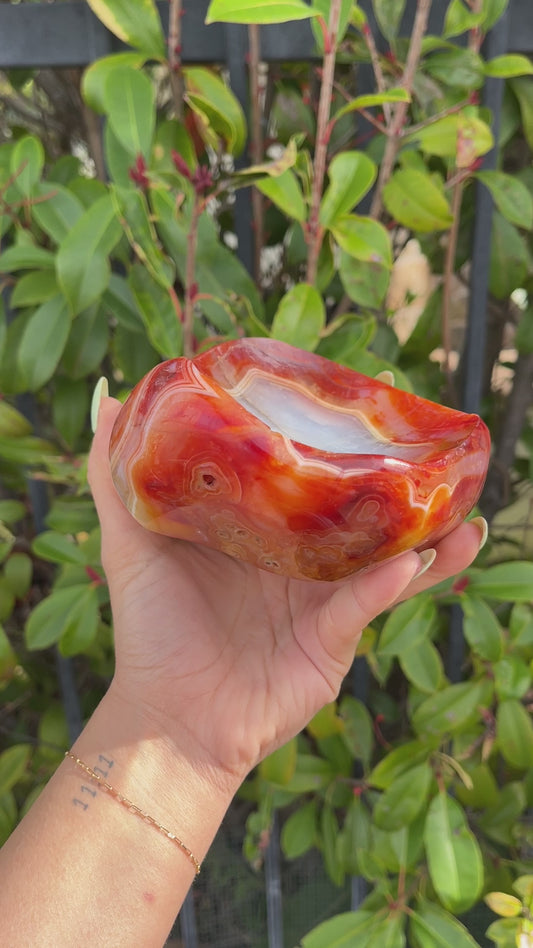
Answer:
[
  {"left": 168, "top": 0, "right": 184, "bottom": 120},
  {"left": 361, "top": 21, "right": 392, "bottom": 124},
  {"left": 305, "top": 2, "right": 342, "bottom": 286},
  {"left": 248, "top": 23, "right": 265, "bottom": 287},
  {"left": 441, "top": 177, "right": 464, "bottom": 403},
  {"left": 370, "top": 0, "right": 433, "bottom": 219},
  {"left": 183, "top": 193, "right": 201, "bottom": 358}
]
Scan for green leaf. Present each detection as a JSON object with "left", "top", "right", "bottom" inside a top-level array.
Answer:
[
  {"left": 317, "top": 314, "right": 376, "bottom": 364},
  {"left": 496, "top": 699, "right": 533, "bottom": 770},
  {"left": 183, "top": 67, "right": 247, "bottom": 156},
  {"left": 4, "top": 552, "right": 32, "bottom": 599},
  {"left": 56, "top": 195, "right": 122, "bottom": 315},
  {"left": 373, "top": 762, "right": 433, "bottom": 831},
  {"left": 270, "top": 283, "right": 325, "bottom": 351},
  {"left": 467, "top": 561, "right": 533, "bottom": 601},
  {"left": 259, "top": 738, "right": 297, "bottom": 785},
  {"left": 412, "top": 680, "right": 492, "bottom": 738},
  {"left": 484, "top": 892, "right": 523, "bottom": 918},
  {"left": 111, "top": 185, "right": 174, "bottom": 286},
  {"left": 85, "top": 0, "right": 165, "bottom": 58},
  {"left": 0, "top": 626, "right": 17, "bottom": 684},
  {"left": 461, "top": 594, "right": 504, "bottom": 661},
  {"left": 493, "top": 656, "right": 531, "bottom": 701},
  {"left": 321, "top": 803, "right": 344, "bottom": 887},
  {"left": 475, "top": 170, "right": 533, "bottom": 229},
  {"left": 32, "top": 182, "right": 84, "bottom": 244},
  {"left": 383, "top": 169, "right": 453, "bottom": 232},
  {"left": 0, "top": 436, "right": 56, "bottom": 466},
  {"left": 366, "top": 914, "right": 406, "bottom": 948},
  {"left": 334, "top": 88, "right": 410, "bottom": 122},
  {"left": 510, "top": 77, "right": 533, "bottom": 151},
  {"left": 52, "top": 377, "right": 89, "bottom": 448},
  {"left": 128, "top": 263, "right": 182, "bottom": 358},
  {"left": 103, "top": 66, "right": 155, "bottom": 160},
  {"left": 443, "top": 0, "right": 484, "bottom": 38},
  {"left": 32, "top": 531, "right": 87, "bottom": 566},
  {"left": 339, "top": 253, "right": 389, "bottom": 309},
  {"left": 331, "top": 215, "right": 392, "bottom": 266},
  {"left": 113, "top": 324, "right": 159, "bottom": 384},
  {"left": 206, "top": 0, "right": 320, "bottom": 24},
  {"left": 399, "top": 637, "right": 444, "bottom": 693},
  {"left": 319, "top": 151, "right": 376, "bottom": 228},
  {"left": 378, "top": 594, "right": 437, "bottom": 657},
  {"left": 0, "top": 401, "right": 32, "bottom": 437},
  {"left": 300, "top": 911, "right": 374, "bottom": 948},
  {"left": 82, "top": 52, "right": 147, "bottom": 113},
  {"left": 256, "top": 170, "right": 307, "bottom": 222},
  {"left": 369, "top": 740, "right": 432, "bottom": 790},
  {"left": 102, "top": 274, "right": 144, "bottom": 333},
  {"left": 410, "top": 899, "right": 482, "bottom": 948},
  {"left": 406, "top": 113, "right": 493, "bottom": 161},
  {"left": 425, "top": 47, "right": 485, "bottom": 89},
  {"left": 0, "top": 244, "right": 55, "bottom": 273},
  {"left": 0, "top": 501, "right": 26, "bottom": 525},
  {"left": 25, "top": 584, "right": 98, "bottom": 654},
  {"left": 10, "top": 135, "right": 44, "bottom": 197},
  {"left": 11, "top": 270, "right": 59, "bottom": 308},
  {"left": 489, "top": 213, "right": 529, "bottom": 298},
  {"left": 0, "top": 745, "right": 30, "bottom": 796},
  {"left": 339, "top": 695, "right": 374, "bottom": 766},
  {"left": 17, "top": 295, "right": 70, "bottom": 391},
  {"left": 424, "top": 793, "right": 484, "bottom": 913},
  {"left": 45, "top": 497, "right": 99, "bottom": 535},
  {"left": 373, "top": 0, "right": 406, "bottom": 42},
  {"left": 281, "top": 800, "right": 317, "bottom": 859},
  {"left": 485, "top": 54, "right": 533, "bottom": 78},
  {"left": 61, "top": 304, "right": 109, "bottom": 379}
]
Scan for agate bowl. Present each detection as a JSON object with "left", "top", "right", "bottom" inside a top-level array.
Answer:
[{"left": 109, "top": 338, "right": 491, "bottom": 581}]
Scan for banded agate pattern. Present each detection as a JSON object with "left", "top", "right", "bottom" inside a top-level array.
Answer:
[{"left": 109, "top": 338, "right": 491, "bottom": 581}]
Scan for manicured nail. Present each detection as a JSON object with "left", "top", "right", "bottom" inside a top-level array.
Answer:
[
  {"left": 91, "top": 377, "right": 109, "bottom": 434},
  {"left": 375, "top": 370, "right": 395, "bottom": 387},
  {"left": 415, "top": 548, "right": 436, "bottom": 578},
  {"left": 470, "top": 516, "right": 488, "bottom": 550}
]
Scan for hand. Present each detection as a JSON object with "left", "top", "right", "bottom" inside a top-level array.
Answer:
[{"left": 88, "top": 397, "right": 485, "bottom": 786}]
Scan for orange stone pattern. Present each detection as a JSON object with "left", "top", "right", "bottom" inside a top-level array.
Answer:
[{"left": 109, "top": 338, "right": 491, "bottom": 581}]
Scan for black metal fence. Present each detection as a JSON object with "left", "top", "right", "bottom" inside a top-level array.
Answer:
[{"left": 1, "top": 1, "right": 531, "bottom": 944}]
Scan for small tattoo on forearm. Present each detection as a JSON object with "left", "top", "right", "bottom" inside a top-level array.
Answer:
[{"left": 70, "top": 754, "right": 115, "bottom": 812}]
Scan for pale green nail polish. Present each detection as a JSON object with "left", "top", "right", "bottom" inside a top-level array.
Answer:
[
  {"left": 91, "top": 377, "right": 109, "bottom": 434},
  {"left": 375, "top": 370, "right": 395, "bottom": 387},
  {"left": 470, "top": 516, "right": 488, "bottom": 550},
  {"left": 415, "top": 548, "right": 436, "bottom": 578}
]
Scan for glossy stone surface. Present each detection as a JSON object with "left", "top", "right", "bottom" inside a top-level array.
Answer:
[{"left": 109, "top": 338, "right": 491, "bottom": 581}]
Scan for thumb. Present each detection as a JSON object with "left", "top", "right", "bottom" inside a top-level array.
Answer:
[{"left": 88, "top": 395, "right": 147, "bottom": 568}]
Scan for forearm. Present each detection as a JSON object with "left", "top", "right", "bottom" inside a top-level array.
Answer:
[{"left": 0, "top": 689, "right": 240, "bottom": 947}]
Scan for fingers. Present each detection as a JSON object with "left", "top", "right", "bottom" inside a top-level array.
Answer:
[
  {"left": 395, "top": 518, "right": 487, "bottom": 603},
  {"left": 316, "top": 550, "right": 423, "bottom": 672}
]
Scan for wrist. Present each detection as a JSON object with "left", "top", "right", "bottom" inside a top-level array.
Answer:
[{"left": 71, "top": 686, "right": 241, "bottom": 869}]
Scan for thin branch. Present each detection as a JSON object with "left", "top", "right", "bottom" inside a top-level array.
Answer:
[
  {"left": 168, "top": 0, "right": 184, "bottom": 120},
  {"left": 406, "top": 97, "right": 470, "bottom": 138},
  {"left": 248, "top": 23, "right": 265, "bottom": 287},
  {"left": 183, "top": 193, "right": 202, "bottom": 358},
  {"left": 370, "top": 0, "right": 433, "bottom": 219},
  {"left": 305, "top": 2, "right": 343, "bottom": 286},
  {"left": 361, "top": 20, "right": 392, "bottom": 124},
  {"left": 441, "top": 178, "right": 464, "bottom": 404}
]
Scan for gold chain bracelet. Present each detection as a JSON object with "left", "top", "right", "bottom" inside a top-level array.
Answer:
[{"left": 65, "top": 752, "right": 201, "bottom": 875}]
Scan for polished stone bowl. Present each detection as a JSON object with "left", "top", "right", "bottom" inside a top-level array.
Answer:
[{"left": 109, "top": 338, "right": 490, "bottom": 581}]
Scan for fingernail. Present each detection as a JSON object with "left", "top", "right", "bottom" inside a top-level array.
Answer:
[
  {"left": 91, "top": 377, "right": 109, "bottom": 434},
  {"left": 375, "top": 370, "right": 395, "bottom": 387},
  {"left": 415, "top": 548, "right": 436, "bottom": 578},
  {"left": 470, "top": 516, "right": 488, "bottom": 550}
]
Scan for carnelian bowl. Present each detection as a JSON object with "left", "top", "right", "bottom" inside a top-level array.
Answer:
[{"left": 109, "top": 338, "right": 490, "bottom": 581}]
